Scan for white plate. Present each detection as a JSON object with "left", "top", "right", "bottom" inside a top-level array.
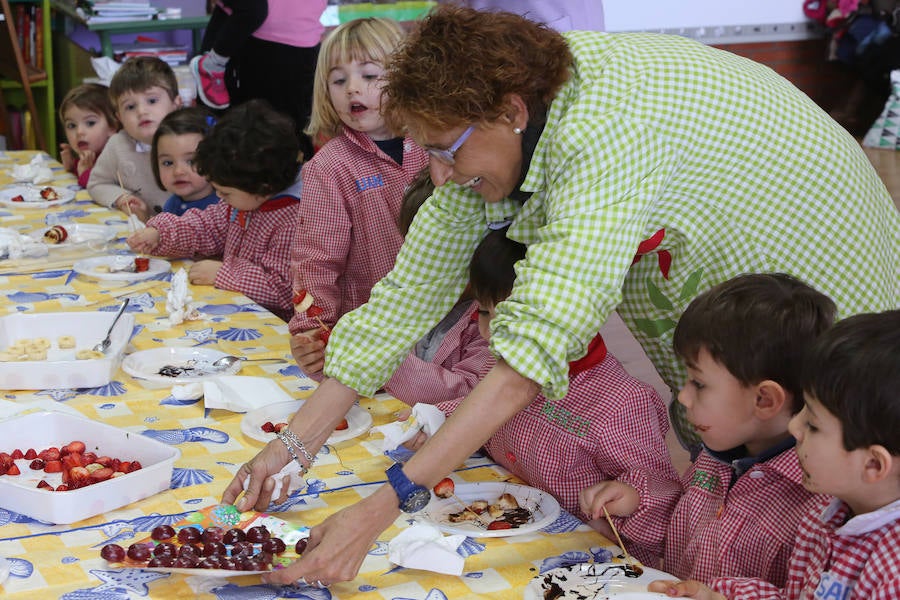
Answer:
[
  {"left": 0, "top": 184, "right": 76, "bottom": 208},
  {"left": 73, "top": 255, "right": 170, "bottom": 282},
  {"left": 523, "top": 562, "right": 674, "bottom": 600},
  {"left": 122, "top": 347, "right": 242, "bottom": 389},
  {"left": 421, "top": 481, "right": 560, "bottom": 538},
  {"left": 29, "top": 223, "right": 117, "bottom": 250},
  {"left": 241, "top": 400, "right": 372, "bottom": 445}
]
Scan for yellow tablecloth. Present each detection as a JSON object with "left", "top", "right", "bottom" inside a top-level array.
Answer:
[{"left": 0, "top": 151, "right": 612, "bottom": 599}]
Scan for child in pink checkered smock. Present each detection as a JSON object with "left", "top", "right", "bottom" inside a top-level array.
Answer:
[
  {"left": 287, "top": 18, "right": 428, "bottom": 375},
  {"left": 649, "top": 310, "right": 900, "bottom": 600},
  {"left": 583, "top": 273, "right": 837, "bottom": 586},
  {"left": 126, "top": 99, "right": 302, "bottom": 321},
  {"left": 402, "top": 227, "right": 681, "bottom": 566}
]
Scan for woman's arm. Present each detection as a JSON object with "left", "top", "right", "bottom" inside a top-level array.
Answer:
[{"left": 260, "top": 359, "right": 540, "bottom": 585}]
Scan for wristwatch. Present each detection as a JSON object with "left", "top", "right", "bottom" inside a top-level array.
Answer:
[{"left": 385, "top": 463, "right": 431, "bottom": 513}]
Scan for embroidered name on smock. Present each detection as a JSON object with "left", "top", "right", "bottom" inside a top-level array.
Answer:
[
  {"left": 689, "top": 469, "right": 722, "bottom": 493},
  {"left": 814, "top": 571, "right": 851, "bottom": 600},
  {"left": 540, "top": 401, "right": 590, "bottom": 437},
  {"left": 355, "top": 174, "right": 385, "bottom": 192}
]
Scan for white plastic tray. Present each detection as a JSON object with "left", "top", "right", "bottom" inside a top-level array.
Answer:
[
  {"left": 0, "top": 411, "right": 180, "bottom": 524},
  {"left": 0, "top": 311, "right": 135, "bottom": 390}
]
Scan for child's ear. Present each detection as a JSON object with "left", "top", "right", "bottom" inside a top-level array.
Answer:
[
  {"left": 861, "top": 445, "right": 894, "bottom": 484},
  {"left": 754, "top": 380, "right": 788, "bottom": 420}
]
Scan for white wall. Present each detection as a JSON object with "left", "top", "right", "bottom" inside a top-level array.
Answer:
[{"left": 604, "top": 0, "right": 808, "bottom": 32}]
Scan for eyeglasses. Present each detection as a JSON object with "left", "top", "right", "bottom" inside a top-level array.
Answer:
[{"left": 426, "top": 125, "right": 475, "bottom": 165}]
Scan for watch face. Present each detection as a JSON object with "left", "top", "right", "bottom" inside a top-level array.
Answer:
[{"left": 401, "top": 486, "right": 431, "bottom": 513}]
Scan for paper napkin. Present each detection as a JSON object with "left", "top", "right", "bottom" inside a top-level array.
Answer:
[
  {"left": 242, "top": 460, "right": 307, "bottom": 503},
  {"left": 373, "top": 403, "right": 445, "bottom": 452},
  {"left": 165, "top": 268, "right": 202, "bottom": 325},
  {"left": 10, "top": 154, "right": 53, "bottom": 184},
  {"left": 203, "top": 376, "right": 293, "bottom": 412},
  {"left": 388, "top": 523, "right": 466, "bottom": 575}
]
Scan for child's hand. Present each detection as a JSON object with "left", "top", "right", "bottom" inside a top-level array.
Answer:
[
  {"left": 188, "top": 260, "right": 223, "bottom": 285},
  {"left": 126, "top": 228, "right": 160, "bottom": 254},
  {"left": 579, "top": 480, "right": 640, "bottom": 520},
  {"left": 77, "top": 150, "right": 97, "bottom": 175},
  {"left": 115, "top": 195, "right": 150, "bottom": 223},
  {"left": 59, "top": 143, "right": 75, "bottom": 172},
  {"left": 290, "top": 328, "right": 326, "bottom": 374},
  {"left": 647, "top": 579, "right": 725, "bottom": 599}
]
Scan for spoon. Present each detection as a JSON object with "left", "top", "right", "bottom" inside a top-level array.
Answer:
[
  {"left": 211, "top": 356, "right": 288, "bottom": 369},
  {"left": 92, "top": 298, "right": 130, "bottom": 353}
]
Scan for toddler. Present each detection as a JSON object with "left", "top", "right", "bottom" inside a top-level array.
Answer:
[
  {"left": 150, "top": 107, "right": 219, "bottom": 216},
  {"left": 88, "top": 56, "right": 182, "bottom": 222},
  {"left": 408, "top": 227, "right": 681, "bottom": 566},
  {"left": 650, "top": 310, "right": 900, "bottom": 599},
  {"left": 383, "top": 168, "right": 494, "bottom": 405},
  {"left": 127, "top": 99, "right": 302, "bottom": 321},
  {"left": 58, "top": 83, "right": 118, "bottom": 188},
  {"left": 583, "top": 273, "right": 837, "bottom": 586},
  {"left": 288, "top": 17, "right": 429, "bottom": 374}
]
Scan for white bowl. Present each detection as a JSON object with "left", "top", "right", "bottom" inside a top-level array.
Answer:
[
  {"left": 0, "top": 311, "right": 135, "bottom": 390},
  {"left": 0, "top": 411, "right": 180, "bottom": 524},
  {"left": 122, "top": 347, "right": 242, "bottom": 389}
]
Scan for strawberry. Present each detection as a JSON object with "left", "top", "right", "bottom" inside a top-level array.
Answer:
[
  {"left": 82, "top": 452, "right": 97, "bottom": 465},
  {"left": 335, "top": 418, "right": 349, "bottom": 431},
  {"left": 117, "top": 461, "right": 131, "bottom": 473},
  {"left": 319, "top": 329, "right": 331, "bottom": 344},
  {"left": 62, "top": 453, "right": 83, "bottom": 470},
  {"left": 487, "top": 520, "right": 513, "bottom": 530},
  {"left": 36, "top": 479, "right": 53, "bottom": 490},
  {"left": 95, "top": 456, "right": 113, "bottom": 467},
  {"left": 306, "top": 305, "right": 324, "bottom": 318},
  {"left": 90, "top": 467, "right": 114, "bottom": 482},
  {"left": 56, "top": 484, "right": 69, "bottom": 492},
  {"left": 29, "top": 459, "right": 45, "bottom": 470},
  {"left": 6, "top": 463, "right": 20, "bottom": 476},
  {"left": 44, "top": 460, "right": 63, "bottom": 473},
  {"left": 433, "top": 477, "right": 455, "bottom": 499},
  {"left": 292, "top": 290, "right": 307, "bottom": 305},
  {"left": 69, "top": 466, "right": 90, "bottom": 483},
  {"left": 10, "top": 449, "right": 24, "bottom": 460},
  {"left": 126, "top": 461, "right": 142, "bottom": 473},
  {"left": 274, "top": 423, "right": 289, "bottom": 433},
  {"left": 261, "top": 421, "right": 275, "bottom": 433},
  {"left": 0, "top": 464, "right": 7, "bottom": 476},
  {"left": 39, "top": 447, "right": 60, "bottom": 462},
  {"left": 66, "top": 441, "right": 86, "bottom": 455},
  {"left": 0, "top": 452, "right": 12, "bottom": 467},
  {"left": 24, "top": 448, "right": 37, "bottom": 460}
]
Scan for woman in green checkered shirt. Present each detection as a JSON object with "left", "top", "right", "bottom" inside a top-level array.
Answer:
[{"left": 226, "top": 5, "right": 899, "bottom": 586}]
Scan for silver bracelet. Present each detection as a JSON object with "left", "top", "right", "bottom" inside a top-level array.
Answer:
[
  {"left": 278, "top": 428, "right": 316, "bottom": 466},
  {"left": 275, "top": 431, "right": 310, "bottom": 474}
]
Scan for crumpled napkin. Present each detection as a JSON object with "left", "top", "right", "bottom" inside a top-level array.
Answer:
[
  {"left": 0, "top": 227, "right": 49, "bottom": 260},
  {"left": 388, "top": 523, "right": 466, "bottom": 575},
  {"left": 372, "top": 403, "right": 445, "bottom": 452},
  {"left": 203, "top": 376, "right": 294, "bottom": 412},
  {"left": 90, "top": 56, "right": 122, "bottom": 86},
  {"left": 166, "top": 268, "right": 202, "bottom": 325},
  {"left": 10, "top": 154, "right": 53, "bottom": 184},
  {"left": 242, "top": 460, "right": 307, "bottom": 503}
]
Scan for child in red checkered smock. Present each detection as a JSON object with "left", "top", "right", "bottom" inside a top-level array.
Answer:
[
  {"left": 403, "top": 227, "right": 681, "bottom": 566},
  {"left": 583, "top": 274, "right": 837, "bottom": 585},
  {"left": 649, "top": 310, "right": 900, "bottom": 600},
  {"left": 127, "top": 99, "right": 302, "bottom": 321},
  {"left": 287, "top": 18, "right": 428, "bottom": 375}
]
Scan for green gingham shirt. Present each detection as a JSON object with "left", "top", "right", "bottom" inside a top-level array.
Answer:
[{"left": 325, "top": 32, "right": 900, "bottom": 399}]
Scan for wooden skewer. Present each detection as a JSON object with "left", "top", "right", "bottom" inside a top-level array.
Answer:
[
  {"left": 603, "top": 506, "right": 635, "bottom": 567},
  {"left": 449, "top": 494, "right": 492, "bottom": 527}
]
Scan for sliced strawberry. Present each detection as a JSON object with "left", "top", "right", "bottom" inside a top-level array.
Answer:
[
  {"left": 44, "top": 460, "right": 63, "bottom": 473},
  {"left": 94, "top": 456, "right": 113, "bottom": 467},
  {"left": 433, "top": 477, "right": 455, "bottom": 499},
  {"left": 62, "top": 453, "right": 83, "bottom": 470},
  {"left": 0, "top": 464, "right": 8, "bottom": 476},
  {"left": 117, "top": 461, "right": 131, "bottom": 473},
  {"left": 261, "top": 421, "right": 275, "bottom": 433},
  {"left": 24, "top": 448, "right": 37, "bottom": 460},
  {"left": 10, "top": 449, "right": 24, "bottom": 460},
  {"left": 487, "top": 520, "right": 513, "bottom": 530},
  {"left": 292, "top": 290, "right": 307, "bottom": 305},
  {"left": 29, "top": 459, "right": 45, "bottom": 470},
  {"left": 110, "top": 458, "right": 121, "bottom": 472},
  {"left": 39, "top": 447, "right": 60, "bottom": 462},
  {"left": 56, "top": 484, "right": 69, "bottom": 492},
  {"left": 82, "top": 451, "right": 97, "bottom": 465},
  {"left": 127, "top": 461, "right": 142, "bottom": 473},
  {"left": 69, "top": 466, "right": 90, "bottom": 482},
  {"left": 274, "top": 423, "right": 289, "bottom": 433},
  {"left": 6, "top": 463, "right": 20, "bottom": 476},
  {"left": 65, "top": 441, "right": 86, "bottom": 455},
  {"left": 335, "top": 418, "right": 349, "bottom": 431},
  {"left": 36, "top": 479, "right": 53, "bottom": 490},
  {"left": 90, "top": 467, "right": 114, "bottom": 482},
  {"left": 0, "top": 452, "right": 11, "bottom": 467},
  {"left": 306, "top": 305, "right": 324, "bottom": 318}
]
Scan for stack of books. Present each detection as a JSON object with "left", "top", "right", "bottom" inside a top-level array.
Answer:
[
  {"left": 112, "top": 39, "right": 188, "bottom": 66},
  {"left": 81, "top": 1, "right": 159, "bottom": 23}
]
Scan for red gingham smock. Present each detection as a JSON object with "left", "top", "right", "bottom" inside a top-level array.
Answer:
[
  {"left": 665, "top": 446, "right": 826, "bottom": 586},
  {"left": 384, "top": 303, "right": 495, "bottom": 406},
  {"left": 288, "top": 128, "right": 428, "bottom": 334},
  {"left": 436, "top": 336, "right": 681, "bottom": 566},
  {"left": 147, "top": 191, "right": 301, "bottom": 322},
  {"left": 711, "top": 496, "right": 900, "bottom": 599}
]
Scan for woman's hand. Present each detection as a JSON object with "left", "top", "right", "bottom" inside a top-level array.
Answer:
[
  {"left": 647, "top": 579, "right": 725, "bottom": 599},
  {"left": 222, "top": 439, "right": 292, "bottom": 512},
  {"left": 126, "top": 227, "right": 160, "bottom": 254},
  {"left": 262, "top": 486, "right": 399, "bottom": 586},
  {"left": 290, "top": 328, "right": 326, "bottom": 373},
  {"left": 189, "top": 260, "right": 223, "bottom": 285},
  {"left": 579, "top": 480, "right": 640, "bottom": 520}
]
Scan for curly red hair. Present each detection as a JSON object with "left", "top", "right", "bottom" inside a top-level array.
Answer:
[{"left": 383, "top": 4, "right": 573, "bottom": 135}]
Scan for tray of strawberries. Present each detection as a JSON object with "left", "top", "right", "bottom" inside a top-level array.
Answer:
[{"left": 100, "top": 504, "right": 309, "bottom": 576}]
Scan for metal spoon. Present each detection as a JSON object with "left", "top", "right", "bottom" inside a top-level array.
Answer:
[
  {"left": 211, "top": 356, "right": 288, "bottom": 369},
  {"left": 92, "top": 298, "right": 130, "bottom": 353}
]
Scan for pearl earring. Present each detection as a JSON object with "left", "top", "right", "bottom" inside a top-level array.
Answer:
[{"left": 513, "top": 127, "right": 523, "bottom": 135}]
